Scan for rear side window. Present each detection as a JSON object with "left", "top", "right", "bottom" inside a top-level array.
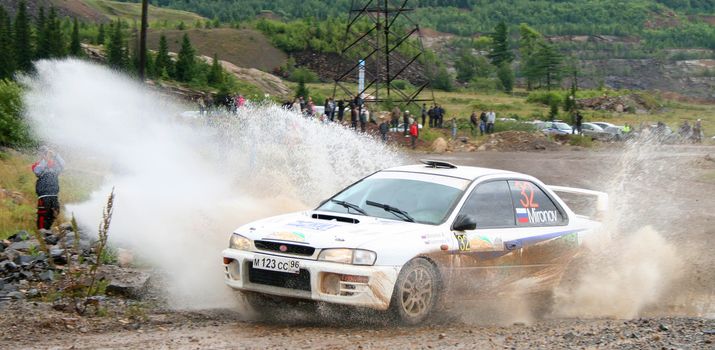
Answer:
[
  {"left": 508, "top": 180, "right": 566, "bottom": 226},
  {"left": 459, "top": 181, "right": 515, "bottom": 228}
]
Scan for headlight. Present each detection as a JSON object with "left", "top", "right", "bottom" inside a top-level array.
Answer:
[
  {"left": 318, "top": 249, "right": 376, "bottom": 265},
  {"left": 229, "top": 234, "right": 252, "bottom": 250}
]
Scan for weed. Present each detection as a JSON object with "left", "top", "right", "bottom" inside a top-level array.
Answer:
[{"left": 569, "top": 135, "right": 595, "bottom": 147}]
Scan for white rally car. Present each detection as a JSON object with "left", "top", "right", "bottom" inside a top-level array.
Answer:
[{"left": 222, "top": 160, "right": 607, "bottom": 324}]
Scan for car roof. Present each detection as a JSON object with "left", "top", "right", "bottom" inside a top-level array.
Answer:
[{"left": 383, "top": 162, "right": 522, "bottom": 181}]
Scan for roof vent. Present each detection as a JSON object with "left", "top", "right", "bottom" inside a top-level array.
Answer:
[{"left": 420, "top": 159, "right": 457, "bottom": 169}]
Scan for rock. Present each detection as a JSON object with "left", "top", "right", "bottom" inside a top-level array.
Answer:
[
  {"left": 431, "top": 137, "right": 448, "bottom": 153},
  {"left": 563, "top": 332, "right": 576, "bottom": 340},
  {"left": 50, "top": 248, "right": 67, "bottom": 265},
  {"left": 9, "top": 231, "right": 30, "bottom": 242},
  {"left": 19, "top": 271, "right": 33, "bottom": 280},
  {"left": 13, "top": 255, "right": 34, "bottom": 267},
  {"left": 438, "top": 333, "right": 446, "bottom": 340},
  {"left": 27, "top": 288, "right": 39, "bottom": 298},
  {"left": 39, "top": 270, "right": 54, "bottom": 282},
  {"left": 0, "top": 261, "right": 18, "bottom": 272},
  {"left": 3, "top": 249, "right": 20, "bottom": 263},
  {"left": 477, "top": 145, "right": 487, "bottom": 151},
  {"left": 2, "top": 283, "right": 17, "bottom": 293},
  {"left": 103, "top": 266, "right": 151, "bottom": 299},
  {"left": 7, "top": 291, "right": 24, "bottom": 300},
  {"left": 659, "top": 324, "right": 669, "bottom": 332},
  {"left": 7, "top": 239, "right": 39, "bottom": 252}
]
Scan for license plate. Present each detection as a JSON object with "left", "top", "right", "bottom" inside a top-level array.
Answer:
[{"left": 252, "top": 254, "right": 301, "bottom": 274}]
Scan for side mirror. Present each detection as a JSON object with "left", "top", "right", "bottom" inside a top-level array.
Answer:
[{"left": 452, "top": 214, "right": 477, "bottom": 231}]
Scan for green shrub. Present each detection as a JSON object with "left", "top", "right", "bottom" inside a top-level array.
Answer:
[
  {"left": 526, "top": 90, "right": 565, "bottom": 106},
  {"left": 287, "top": 67, "right": 319, "bottom": 83},
  {"left": 493, "top": 121, "right": 538, "bottom": 133},
  {"left": 391, "top": 79, "right": 414, "bottom": 90},
  {"left": 568, "top": 134, "right": 594, "bottom": 147},
  {"left": 0, "top": 79, "right": 33, "bottom": 148}
]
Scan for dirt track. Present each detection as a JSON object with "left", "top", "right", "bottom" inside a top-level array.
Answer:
[{"left": 1, "top": 146, "right": 714, "bottom": 349}]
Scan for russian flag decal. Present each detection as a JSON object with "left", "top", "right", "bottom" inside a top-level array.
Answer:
[{"left": 515, "top": 208, "right": 529, "bottom": 223}]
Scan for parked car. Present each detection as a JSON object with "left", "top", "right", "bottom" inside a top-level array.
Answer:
[
  {"left": 579, "top": 122, "right": 613, "bottom": 140},
  {"left": 591, "top": 122, "right": 625, "bottom": 139},
  {"left": 222, "top": 160, "right": 607, "bottom": 324},
  {"left": 537, "top": 121, "right": 573, "bottom": 135}
]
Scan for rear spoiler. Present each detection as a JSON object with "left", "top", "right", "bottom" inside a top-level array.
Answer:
[{"left": 547, "top": 185, "right": 609, "bottom": 218}]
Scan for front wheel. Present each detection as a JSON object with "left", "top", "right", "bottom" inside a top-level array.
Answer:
[{"left": 390, "top": 258, "right": 440, "bottom": 325}]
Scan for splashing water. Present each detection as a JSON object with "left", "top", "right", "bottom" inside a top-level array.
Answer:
[
  {"left": 21, "top": 59, "right": 405, "bottom": 309},
  {"left": 553, "top": 138, "right": 697, "bottom": 319}
]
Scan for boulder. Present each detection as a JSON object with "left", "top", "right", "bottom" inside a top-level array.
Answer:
[
  {"left": 102, "top": 266, "right": 151, "bottom": 299},
  {"left": 39, "top": 270, "right": 54, "bottom": 282},
  {"left": 13, "top": 255, "right": 34, "bottom": 267},
  {"left": 9, "top": 231, "right": 30, "bottom": 242},
  {"left": 0, "top": 260, "right": 18, "bottom": 272},
  {"left": 431, "top": 137, "right": 448, "bottom": 153},
  {"left": 7, "top": 239, "right": 39, "bottom": 252}
]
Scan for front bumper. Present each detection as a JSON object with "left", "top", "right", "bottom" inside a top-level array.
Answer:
[{"left": 222, "top": 248, "right": 399, "bottom": 310}]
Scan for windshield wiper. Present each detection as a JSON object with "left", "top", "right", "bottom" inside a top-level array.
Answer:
[
  {"left": 330, "top": 199, "right": 367, "bottom": 215},
  {"left": 365, "top": 200, "right": 415, "bottom": 222}
]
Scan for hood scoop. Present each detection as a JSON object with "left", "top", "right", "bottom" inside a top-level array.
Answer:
[{"left": 311, "top": 213, "right": 360, "bottom": 224}]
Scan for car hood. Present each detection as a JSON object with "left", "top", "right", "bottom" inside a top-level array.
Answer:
[{"left": 235, "top": 211, "right": 424, "bottom": 249}]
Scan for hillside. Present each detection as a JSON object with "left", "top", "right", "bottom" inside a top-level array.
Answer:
[
  {"left": 146, "top": 28, "right": 286, "bottom": 72},
  {"left": 0, "top": 0, "right": 206, "bottom": 23}
]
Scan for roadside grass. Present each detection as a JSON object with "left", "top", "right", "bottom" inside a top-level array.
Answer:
[{"left": 0, "top": 149, "right": 101, "bottom": 240}]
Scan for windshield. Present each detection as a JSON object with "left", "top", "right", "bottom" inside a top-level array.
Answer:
[{"left": 317, "top": 171, "right": 469, "bottom": 225}]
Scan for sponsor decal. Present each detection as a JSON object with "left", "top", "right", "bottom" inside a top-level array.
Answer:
[
  {"left": 268, "top": 231, "right": 306, "bottom": 242},
  {"left": 287, "top": 220, "right": 338, "bottom": 231},
  {"left": 516, "top": 207, "right": 559, "bottom": 224}
]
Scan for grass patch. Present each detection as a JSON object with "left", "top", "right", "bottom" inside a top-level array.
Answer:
[{"left": 568, "top": 135, "right": 595, "bottom": 147}]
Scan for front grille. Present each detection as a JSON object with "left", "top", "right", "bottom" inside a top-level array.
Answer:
[
  {"left": 254, "top": 240, "right": 315, "bottom": 256},
  {"left": 247, "top": 263, "right": 311, "bottom": 291}
]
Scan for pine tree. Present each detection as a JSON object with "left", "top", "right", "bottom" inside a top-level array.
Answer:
[
  {"left": 497, "top": 63, "right": 514, "bottom": 93},
  {"left": 14, "top": 0, "right": 33, "bottom": 72},
  {"left": 487, "top": 21, "right": 514, "bottom": 67},
  {"left": 35, "top": 7, "right": 49, "bottom": 59},
  {"left": 207, "top": 53, "right": 224, "bottom": 86},
  {"left": 47, "top": 7, "right": 65, "bottom": 58},
  {"left": 97, "top": 23, "right": 105, "bottom": 45},
  {"left": 0, "top": 5, "right": 15, "bottom": 79},
  {"left": 153, "top": 34, "right": 173, "bottom": 78},
  {"left": 519, "top": 23, "right": 541, "bottom": 90},
  {"left": 175, "top": 33, "right": 195, "bottom": 82},
  {"left": 534, "top": 42, "right": 563, "bottom": 91},
  {"left": 107, "top": 20, "right": 125, "bottom": 69},
  {"left": 69, "top": 18, "right": 82, "bottom": 56}
]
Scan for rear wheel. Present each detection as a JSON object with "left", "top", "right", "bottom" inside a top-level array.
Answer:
[{"left": 390, "top": 258, "right": 440, "bottom": 325}]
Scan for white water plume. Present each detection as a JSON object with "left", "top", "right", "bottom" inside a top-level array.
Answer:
[
  {"left": 554, "top": 139, "right": 686, "bottom": 319},
  {"left": 21, "top": 59, "right": 404, "bottom": 308}
]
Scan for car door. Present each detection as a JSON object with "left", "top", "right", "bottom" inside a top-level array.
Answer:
[
  {"left": 503, "top": 179, "right": 578, "bottom": 290},
  {"left": 447, "top": 180, "right": 524, "bottom": 295}
]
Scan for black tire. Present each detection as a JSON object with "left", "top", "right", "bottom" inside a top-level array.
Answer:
[{"left": 389, "top": 258, "right": 441, "bottom": 325}]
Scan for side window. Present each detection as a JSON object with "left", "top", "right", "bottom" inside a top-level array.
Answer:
[
  {"left": 459, "top": 181, "right": 515, "bottom": 228},
  {"left": 508, "top": 180, "right": 566, "bottom": 226}
]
